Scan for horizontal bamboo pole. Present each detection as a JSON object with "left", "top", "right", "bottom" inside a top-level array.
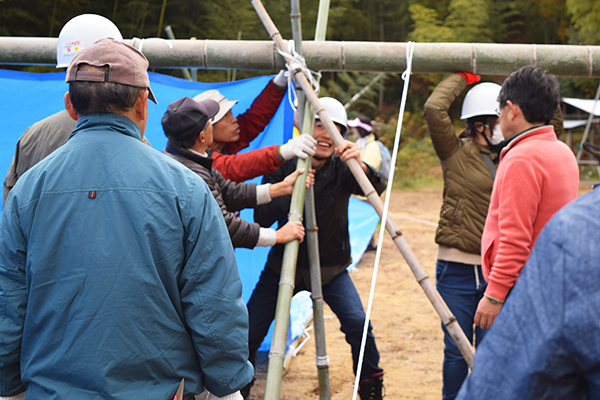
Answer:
[{"left": 1, "top": 37, "right": 600, "bottom": 76}]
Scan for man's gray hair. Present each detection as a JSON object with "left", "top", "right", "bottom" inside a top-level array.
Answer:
[{"left": 69, "top": 64, "right": 145, "bottom": 116}]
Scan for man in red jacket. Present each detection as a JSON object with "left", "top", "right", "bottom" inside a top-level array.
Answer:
[
  {"left": 475, "top": 66, "right": 579, "bottom": 329},
  {"left": 194, "top": 72, "right": 316, "bottom": 183}
]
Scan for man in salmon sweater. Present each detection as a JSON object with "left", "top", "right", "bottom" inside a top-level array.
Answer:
[{"left": 474, "top": 65, "right": 579, "bottom": 329}]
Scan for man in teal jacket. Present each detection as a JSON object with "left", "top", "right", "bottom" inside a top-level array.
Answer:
[{"left": 0, "top": 39, "right": 252, "bottom": 400}]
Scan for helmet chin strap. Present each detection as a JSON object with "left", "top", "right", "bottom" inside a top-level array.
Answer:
[
  {"left": 469, "top": 120, "right": 499, "bottom": 153},
  {"left": 476, "top": 124, "right": 503, "bottom": 154}
]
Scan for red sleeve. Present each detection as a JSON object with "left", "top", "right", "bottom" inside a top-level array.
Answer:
[
  {"left": 212, "top": 145, "right": 284, "bottom": 183},
  {"left": 224, "top": 80, "right": 286, "bottom": 155}
]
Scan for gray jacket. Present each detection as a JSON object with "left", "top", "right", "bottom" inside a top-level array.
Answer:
[{"left": 164, "top": 142, "right": 261, "bottom": 249}]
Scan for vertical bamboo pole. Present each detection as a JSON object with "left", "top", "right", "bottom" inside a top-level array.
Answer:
[
  {"left": 263, "top": 162, "right": 309, "bottom": 400},
  {"left": 157, "top": 0, "right": 168, "bottom": 38},
  {"left": 309, "top": 2, "right": 332, "bottom": 399},
  {"left": 290, "top": 0, "right": 332, "bottom": 397},
  {"left": 576, "top": 80, "right": 600, "bottom": 163},
  {"left": 249, "top": 0, "right": 476, "bottom": 368},
  {"left": 260, "top": 0, "right": 311, "bottom": 394}
]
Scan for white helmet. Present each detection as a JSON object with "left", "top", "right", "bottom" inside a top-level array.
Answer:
[
  {"left": 460, "top": 82, "right": 502, "bottom": 120},
  {"left": 56, "top": 14, "right": 123, "bottom": 68},
  {"left": 193, "top": 90, "right": 238, "bottom": 124},
  {"left": 315, "top": 97, "right": 348, "bottom": 135}
]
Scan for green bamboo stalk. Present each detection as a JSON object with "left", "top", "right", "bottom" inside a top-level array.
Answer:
[
  {"left": 263, "top": 157, "right": 309, "bottom": 400},
  {"left": 305, "top": 1, "right": 333, "bottom": 399},
  {"left": 250, "top": 0, "right": 477, "bottom": 369},
  {"left": 4, "top": 37, "right": 600, "bottom": 77},
  {"left": 157, "top": 0, "right": 168, "bottom": 38}
]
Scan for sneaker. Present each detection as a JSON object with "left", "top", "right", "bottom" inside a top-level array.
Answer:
[{"left": 358, "top": 372, "right": 384, "bottom": 400}]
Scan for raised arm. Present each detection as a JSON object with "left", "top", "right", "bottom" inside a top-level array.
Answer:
[
  {"left": 225, "top": 80, "right": 286, "bottom": 155},
  {"left": 424, "top": 74, "right": 468, "bottom": 161}
]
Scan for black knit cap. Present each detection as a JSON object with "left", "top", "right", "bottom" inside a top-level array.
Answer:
[{"left": 161, "top": 97, "right": 219, "bottom": 143}]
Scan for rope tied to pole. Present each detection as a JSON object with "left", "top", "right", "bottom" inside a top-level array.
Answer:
[
  {"left": 132, "top": 37, "right": 173, "bottom": 53},
  {"left": 315, "top": 355, "right": 330, "bottom": 367},
  {"left": 351, "top": 41, "right": 416, "bottom": 400},
  {"left": 276, "top": 41, "right": 322, "bottom": 112}
]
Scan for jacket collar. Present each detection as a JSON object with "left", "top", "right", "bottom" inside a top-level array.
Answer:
[
  {"left": 70, "top": 113, "right": 143, "bottom": 141},
  {"left": 499, "top": 125, "right": 555, "bottom": 160},
  {"left": 165, "top": 140, "right": 214, "bottom": 170}
]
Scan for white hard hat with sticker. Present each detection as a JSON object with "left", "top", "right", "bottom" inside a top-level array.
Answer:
[{"left": 56, "top": 14, "right": 123, "bottom": 68}]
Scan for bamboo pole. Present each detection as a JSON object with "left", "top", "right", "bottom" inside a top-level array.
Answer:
[
  {"left": 289, "top": 0, "right": 332, "bottom": 397},
  {"left": 344, "top": 72, "right": 385, "bottom": 109},
  {"left": 261, "top": 2, "right": 311, "bottom": 391},
  {"left": 308, "top": 2, "right": 332, "bottom": 399},
  {"left": 263, "top": 158, "right": 309, "bottom": 399},
  {"left": 576, "top": 80, "right": 600, "bottom": 163},
  {"left": 3, "top": 37, "right": 600, "bottom": 77},
  {"left": 249, "top": 0, "right": 476, "bottom": 367},
  {"left": 156, "top": 0, "right": 168, "bottom": 38}
]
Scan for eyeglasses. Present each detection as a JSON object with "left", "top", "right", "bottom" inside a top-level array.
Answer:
[{"left": 496, "top": 101, "right": 509, "bottom": 116}]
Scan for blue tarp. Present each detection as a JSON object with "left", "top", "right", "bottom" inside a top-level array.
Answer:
[{"left": 0, "top": 69, "right": 380, "bottom": 351}]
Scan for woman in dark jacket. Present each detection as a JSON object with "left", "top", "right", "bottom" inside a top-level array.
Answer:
[{"left": 424, "top": 72, "right": 502, "bottom": 400}]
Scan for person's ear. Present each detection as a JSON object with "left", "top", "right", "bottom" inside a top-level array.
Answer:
[
  {"left": 506, "top": 100, "right": 520, "bottom": 121},
  {"left": 64, "top": 92, "right": 79, "bottom": 121},
  {"left": 135, "top": 90, "right": 149, "bottom": 122}
]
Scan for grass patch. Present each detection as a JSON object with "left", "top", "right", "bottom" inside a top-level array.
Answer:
[{"left": 390, "top": 137, "right": 443, "bottom": 190}]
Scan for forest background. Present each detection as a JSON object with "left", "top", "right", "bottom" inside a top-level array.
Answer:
[{"left": 2, "top": 0, "right": 600, "bottom": 186}]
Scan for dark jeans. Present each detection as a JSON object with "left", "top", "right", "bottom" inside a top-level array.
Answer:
[
  {"left": 436, "top": 260, "right": 488, "bottom": 400},
  {"left": 247, "top": 267, "right": 383, "bottom": 380}
]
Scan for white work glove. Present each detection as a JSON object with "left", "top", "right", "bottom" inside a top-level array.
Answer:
[
  {"left": 205, "top": 390, "right": 243, "bottom": 400},
  {"left": 280, "top": 133, "right": 317, "bottom": 160},
  {"left": 273, "top": 70, "right": 288, "bottom": 89}
]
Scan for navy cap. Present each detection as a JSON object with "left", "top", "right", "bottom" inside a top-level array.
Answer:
[{"left": 161, "top": 97, "right": 219, "bottom": 144}]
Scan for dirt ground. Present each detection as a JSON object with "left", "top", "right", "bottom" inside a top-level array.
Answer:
[
  {"left": 249, "top": 186, "right": 446, "bottom": 399},
  {"left": 247, "top": 184, "right": 594, "bottom": 399}
]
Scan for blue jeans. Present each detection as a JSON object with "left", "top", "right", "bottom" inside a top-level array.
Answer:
[
  {"left": 247, "top": 267, "right": 383, "bottom": 380},
  {"left": 436, "top": 260, "right": 487, "bottom": 400}
]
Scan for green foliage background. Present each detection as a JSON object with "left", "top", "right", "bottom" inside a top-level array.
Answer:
[{"left": 1, "top": 0, "right": 599, "bottom": 186}]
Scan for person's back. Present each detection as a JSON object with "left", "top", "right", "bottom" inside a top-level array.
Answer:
[
  {"left": 3, "top": 110, "right": 75, "bottom": 204},
  {"left": 476, "top": 65, "right": 579, "bottom": 330},
  {"left": 0, "top": 113, "right": 250, "bottom": 399}
]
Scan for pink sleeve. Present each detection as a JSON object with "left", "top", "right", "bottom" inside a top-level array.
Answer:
[{"left": 485, "top": 158, "right": 542, "bottom": 301}]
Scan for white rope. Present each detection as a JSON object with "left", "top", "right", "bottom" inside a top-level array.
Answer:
[
  {"left": 132, "top": 37, "right": 173, "bottom": 53},
  {"left": 277, "top": 41, "right": 322, "bottom": 112},
  {"left": 351, "top": 41, "right": 416, "bottom": 400}
]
